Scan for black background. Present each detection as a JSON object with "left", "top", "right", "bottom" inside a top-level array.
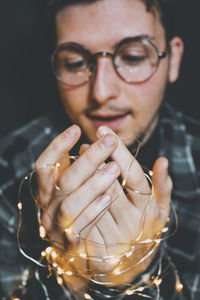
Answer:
[{"left": 0, "top": 0, "right": 199, "bottom": 138}]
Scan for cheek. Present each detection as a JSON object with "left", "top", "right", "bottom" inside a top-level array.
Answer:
[
  {"left": 58, "top": 84, "right": 89, "bottom": 122},
  {"left": 133, "top": 66, "right": 168, "bottom": 113}
]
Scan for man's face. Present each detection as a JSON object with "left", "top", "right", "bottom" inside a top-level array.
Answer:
[{"left": 55, "top": 0, "right": 182, "bottom": 145}]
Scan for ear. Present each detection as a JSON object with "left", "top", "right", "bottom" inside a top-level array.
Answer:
[{"left": 168, "top": 36, "right": 184, "bottom": 83}]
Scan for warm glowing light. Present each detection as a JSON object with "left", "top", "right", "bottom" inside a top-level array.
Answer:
[
  {"left": 55, "top": 162, "right": 61, "bottom": 168},
  {"left": 126, "top": 289, "right": 134, "bottom": 295},
  {"left": 69, "top": 257, "right": 75, "bottom": 262},
  {"left": 155, "top": 239, "right": 161, "bottom": 245},
  {"left": 149, "top": 170, "right": 153, "bottom": 176},
  {"left": 122, "top": 179, "right": 127, "bottom": 187},
  {"left": 162, "top": 227, "right": 168, "bottom": 233},
  {"left": 79, "top": 253, "right": 87, "bottom": 258},
  {"left": 41, "top": 251, "right": 46, "bottom": 257},
  {"left": 65, "top": 271, "right": 73, "bottom": 276},
  {"left": 57, "top": 267, "right": 64, "bottom": 275},
  {"left": 39, "top": 225, "right": 46, "bottom": 238},
  {"left": 176, "top": 280, "right": 183, "bottom": 291},
  {"left": 137, "top": 287, "right": 144, "bottom": 292},
  {"left": 114, "top": 267, "right": 121, "bottom": 275},
  {"left": 153, "top": 277, "right": 162, "bottom": 286},
  {"left": 125, "top": 251, "right": 132, "bottom": 257},
  {"left": 46, "top": 247, "right": 52, "bottom": 254},
  {"left": 64, "top": 227, "right": 72, "bottom": 235},
  {"left": 17, "top": 202, "right": 22, "bottom": 210},
  {"left": 84, "top": 293, "right": 92, "bottom": 299},
  {"left": 57, "top": 276, "right": 63, "bottom": 285},
  {"left": 109, "top": 255, "right": 120, "bottom": 264},
  {"left": 53, "top": 263, "right": 58, "bottom": 268},
  {"left": 51, "top": 250, "right": 57, "bottom": 258}
]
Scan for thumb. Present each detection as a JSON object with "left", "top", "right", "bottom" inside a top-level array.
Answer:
[{"left": 152, "top": 157, "right": 173, "bottom": 222}]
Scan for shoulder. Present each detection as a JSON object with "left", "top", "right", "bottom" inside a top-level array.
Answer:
[
  {"left": 0, "top": 114, "right": 59, "bottom": 182},
  {"left": 0, "top": 113, "right": 60, "bottom": 232},
  {"left": 159, "top": 103, "right": 200, "bottom": 199},
  {"left": 160, "top": 103, "right": 200, "bottom": 152}
]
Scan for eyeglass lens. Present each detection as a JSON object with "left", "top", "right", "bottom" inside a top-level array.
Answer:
[{"left": 52, "top": 38, "right": 161, "bottom": 86}]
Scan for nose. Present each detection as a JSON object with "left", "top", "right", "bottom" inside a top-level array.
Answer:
[{"left": 90, "top": 55, "right": 120, "bottom": 105}]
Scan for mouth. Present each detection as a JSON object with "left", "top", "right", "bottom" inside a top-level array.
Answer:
[{"left": 87, "top": 112, "right": 131, "bottom": 130}]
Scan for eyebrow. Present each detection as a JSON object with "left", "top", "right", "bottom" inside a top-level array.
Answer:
[{"left": 111, "top": 34, "right": 157, "bottom": 50}]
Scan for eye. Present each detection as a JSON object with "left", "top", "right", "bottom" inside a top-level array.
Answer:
[
  {"left": 121, "top": 54, "right": 147, "bottom": 65},
  {"left": 64, "top": 59, "right": 87, "bottom": 71}
]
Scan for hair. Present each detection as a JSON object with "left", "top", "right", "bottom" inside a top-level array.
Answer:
[{"left": 45, "top": 0, "right": 174, "bottom": 48}]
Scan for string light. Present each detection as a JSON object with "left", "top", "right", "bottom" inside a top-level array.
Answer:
[
  {"left": 15, "top": 143, "right": 180, "bottom": 299},
  {"left": 17, "top": 202, "right": 22, "bottom": 210},
  {"left": 176, "top": 279, "right": 183, "bottom": 292},
  {"left": 153, "top": 276, "right": 162, "bottom": 287},
  {"left": 39, "top": 225, "right": 46, "bottom": 238},
  {"left": 113, "top": 267, "right": 121, "bottom": 275},
  {"left": 84, "top": 293, "right": 92, "bottom": 299},
  {"left": 57, "top": 276, "right": 63, "bottom": 285}
]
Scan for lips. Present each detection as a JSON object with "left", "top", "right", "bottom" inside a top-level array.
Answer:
[{"left": 87, "top": 112, "right": 130, "bottom": 129}]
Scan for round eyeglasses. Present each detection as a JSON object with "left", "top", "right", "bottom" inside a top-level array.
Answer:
[{"left": 51, "top": 36, "right": 167, "bottom": 87}]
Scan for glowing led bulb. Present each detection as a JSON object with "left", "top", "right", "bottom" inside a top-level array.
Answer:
[
  {"left": 51, "top": 250, "right": 57, "bottom": 258},
  {"left": 55, "top": 162, "right": 61, "bottom": 168},
  {"left": 17, "top": 202, "right": 22, "bottom": 210},
  {"left": 149, "top": 170, "right": 153, "bottom": 176},
  {"left": 57, "top": 267, "right": 64, "bottom": 275},
  {"left": 57, "top": 276, "right": 63, "bottom": 285},
  {"left": 109, "top": 255, "right": 120, "bottom": 264},
  {"left": 125, "top": 251, "right": 132, "bottom": 257},
  {"left": 64, "top": 227, "right": 72, "bottom": 235},
  {"left": 162, "top": 227, "right": 168, "bottom": 233},
  {"left": 41, "top": 251, "right": 46, "bottom": 257},
  {"left": 39, "top": 225, "right": 46, "bottom": 238},
  {"left": 69, "top": 257, "right": 75, "bottom": 262},
  {"left": 155, "top": 239, "right": 161, "bottom": 245},
  {"left": 65, "top": 271, "right": 73, "bottom": 276},
  {"left": 153, "top": 277, "right": 162, "bottom": 286},
  {"left": 46, "top": 247, "right": 52, "bottom": 254},
  {"left": 84, "top": 293, "right": 92, "bottom": 299},
  {"left": 176, "top": 280, "right": 183, "bottom": 292},
  {"left": 114, "top": 267, "right": 121, "bottom": 275},
  {"left": 126, "top": 289, "right": 134, "bottom": 295},
  {"left": 79, "top": 253, "right": 87, "bottom": 258}
]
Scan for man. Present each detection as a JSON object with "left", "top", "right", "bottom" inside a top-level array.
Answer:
[{"left": 0, "top": 0, "right": 199, "bottom": 299}]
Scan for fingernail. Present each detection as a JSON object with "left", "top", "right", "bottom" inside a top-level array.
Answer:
[
  {"left": 101, "top": 135, "right": 116, "bottom": 148},
  {"left": 66, "top": 124, "right": 79, "bottom": 136},
  {"left": 97, "top": 126, "right": 110, "bottom": 137},
  {"left": 104, "top": 162, "right": 119, "bottom": 175}
]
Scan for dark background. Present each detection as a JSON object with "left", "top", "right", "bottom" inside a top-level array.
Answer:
[{"left": 0, "top": 0, "right": 199, "bottom": 139}]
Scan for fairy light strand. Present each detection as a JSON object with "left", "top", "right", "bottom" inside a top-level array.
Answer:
[{"left": 16, "top": 140, "right": 181, "bottom": 299}]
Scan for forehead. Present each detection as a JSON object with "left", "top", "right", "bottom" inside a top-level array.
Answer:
[{"left": 56, "top": 0, "right": 165, "bottom": 49}]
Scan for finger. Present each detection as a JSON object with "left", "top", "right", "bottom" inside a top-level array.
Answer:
[
  {"left": 64, "top": 193, "right": 112, "bottom": 243},
  {"left": 97, "top": 126, "right": 151, "bottom": 210},
  {"left": 79, "top": 144, "right": 90, "bottom": 155},
  {"left": 36, "top": 125, "right": 81, "bottom": 206},
  {"left": 36, "top": 125, "right": 81, "bottom": 169},
  {"left": 58, "top": 134, "right": 118, "bottom": 194},
  {"left": 152, "top": 157, "right": 172, "bottom": 222},
  {"left": 106, "top": 180, "right": 141, "bottom": 238},
  {"left": 58, "top": 161, "right": 120, "bottom": 229}
]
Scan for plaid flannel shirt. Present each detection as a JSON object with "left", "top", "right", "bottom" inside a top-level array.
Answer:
[{"left": 0, "top": 103, "right": 200, "bottom": 300}]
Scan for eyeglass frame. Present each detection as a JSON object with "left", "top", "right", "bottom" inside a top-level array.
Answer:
[{"left": 51, "top": 35, "right": 168, "bottom": 87}]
